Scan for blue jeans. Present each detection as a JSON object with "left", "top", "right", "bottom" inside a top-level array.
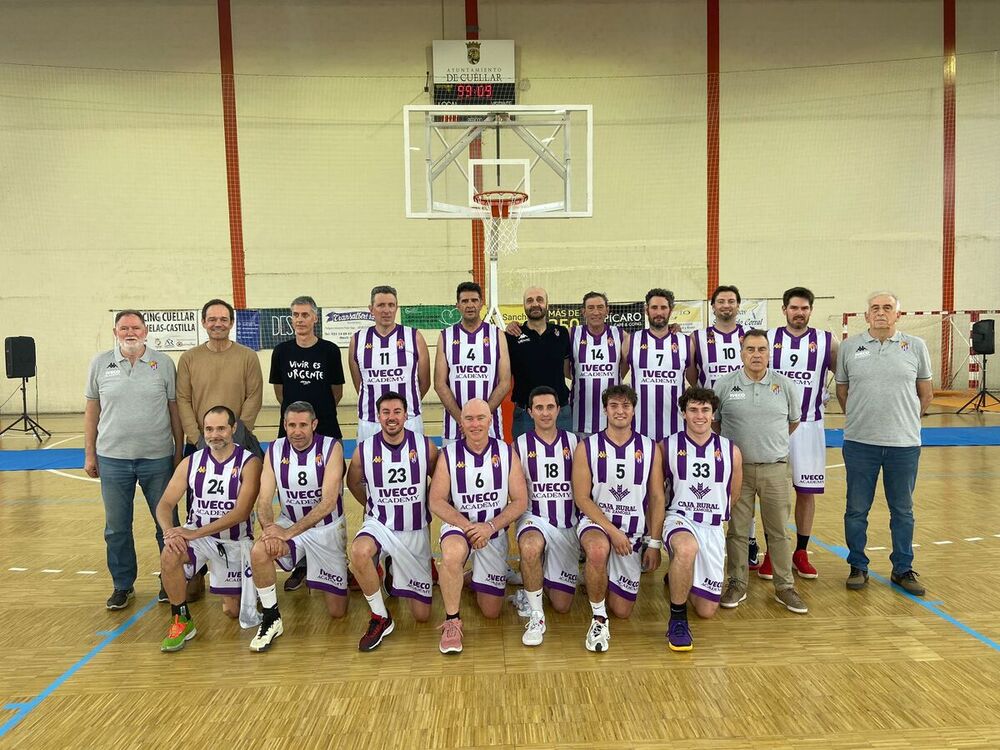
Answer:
[
  {"left": 98, "top": 455, "right": 176, "bottom": 590},
  {"left": 843, "top": 440, "right": 921, "bottom": 576},
  {"left": 512, "top": 404, "right": 573, "bottom": 439}
]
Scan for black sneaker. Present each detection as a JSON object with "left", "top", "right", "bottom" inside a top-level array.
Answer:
[
  {"left": 106, "top": 588, "right": 135, "bottom": 610},
  {"left": 158, "top": 584, "right": 169, "bottom": 603},
  {"left": 283, "top": 564, "right": 307, "bottom": 592},
  {"left": 748, "top": 537, "right": 761, "bottom": 570},
  {"left": 891, "top": 570, "right": 925, "bottom": 596}
]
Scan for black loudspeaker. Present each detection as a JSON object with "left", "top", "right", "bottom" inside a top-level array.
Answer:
[
  {"left": 972, "top": 320, "right": 995, "bottom": 356},
  {"left": 4, "top": 337, "right": 36, "bottom": 379}
]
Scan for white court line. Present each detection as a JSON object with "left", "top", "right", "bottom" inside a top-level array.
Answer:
[
  {"left": 826, "top": 463, "right": 845, "bottom": 469},
  {"left": 40, "top": 569, "right": 63, "bottom": 573},
  {"left": 44, "top": 434, "right": 83, "bottom": 450},
  {"left": 933, "top": 540, "right": 953, "bottom": 545},
  {"left": 40, "top": 434, "right": 100, "bottom": 483},
  {"left": 912, "top": 544, "right": 921, "bottom": 548},
  {"left": 866, "top": 546, "right": 886, "bottom": 551},
  {"left": 965, "top": 537, "right": 984, "bottom": 542},
  {"left": 8, "top": 567, "right": 28, "bottom": 572},
  {"left": 75, "top": 570, "right": 97, "bottom": 575}
]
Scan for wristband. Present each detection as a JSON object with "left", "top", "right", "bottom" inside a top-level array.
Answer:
[
  {"left": 646, "top": 538, "right": 663, "bottom": 550},
  {"left": 487, "top": 520, "right": 497, "bottom": 533}
]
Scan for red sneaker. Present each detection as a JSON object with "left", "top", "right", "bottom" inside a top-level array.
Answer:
[
  {"left": 792, "top": 549, "right": 818, "bottom": 579},
  {"left": 757, "top": 552, "right": 773, "bottom": 580}
]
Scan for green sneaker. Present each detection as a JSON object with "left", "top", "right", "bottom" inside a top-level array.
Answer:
[{"left": 160, "top": 614, "right": 197, "bottom": 652}]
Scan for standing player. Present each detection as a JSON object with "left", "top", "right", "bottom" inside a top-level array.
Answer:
[
  {"left": 155, "top": 406, "right": 262, "bottom": 652},
  {"left": 627, "top": 289, "right": 689, "bottom": 441},
  {"left": 569, "top": 291, "right": 628, "bottom": 436},
  {"left": 428, "top": 399, "right": 528, "bottom": 654},
  {"left": 763, "top": 287, "right": 838, "bottom": 579},
  {"left": 246, "top": 402, "right": 346, "bottom": 652},
  {"left": 350, "top": 285, "right": 430, "bottom": 440},
  {"left": 434, "top": 282, "right": 511, "bottom": 443},
  {"left": 661, "top": 387, "right": 743, "bottom": 651},
  {"left": 573, "top": 385, "right": 665, "bottom": 652},
  {"left": 347, "top": 391, "right": 439, "bottom": 652},
  {"left": 511, "top": 386, "right": 579, "bottom": 646}
]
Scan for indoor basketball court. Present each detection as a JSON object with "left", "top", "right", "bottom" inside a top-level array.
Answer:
[{"left": 1, "top": 2, "right": 999, "bottom": 749}]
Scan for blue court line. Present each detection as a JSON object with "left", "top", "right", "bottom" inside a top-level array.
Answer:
[
  {"left": 808, "top": 534, "right": 1000, "bottom": 653},
  {"left": 0, "top": 597, "right": 158, "bottom": 740}
]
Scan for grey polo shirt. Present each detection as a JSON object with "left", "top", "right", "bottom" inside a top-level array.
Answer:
[
  {"left": 85, "top": 345, "right": 177, "bottom": 460},
  {"left": 836, "top": 330, "right": 931, "bottom": 447},
  {"left": 714, "top": 368, "right": 801, "bottom": 464}
]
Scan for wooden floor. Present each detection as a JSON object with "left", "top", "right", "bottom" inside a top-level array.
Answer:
[{"left": 2, "top": 406, "right": 1000, "bottom": 749}]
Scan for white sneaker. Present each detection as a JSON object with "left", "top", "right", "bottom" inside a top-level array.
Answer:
[
  {"left": 584, "top": 617, "right": 610, "bottom": 652},
  {"left": 508, "top": 589, "right": 531, "bottom": 618},
  {"left": 249, "top": 614, "right": 283, "bottom": 652},
  {"left": 522, "top": 611, "right": 546, "bottom": 646},
  {"left": 506, "top": 565, "right": 523, "bottom": 585}
]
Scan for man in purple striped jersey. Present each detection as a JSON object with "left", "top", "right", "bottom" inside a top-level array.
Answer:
[
  {"left": 349, "top": 286, "right": 430, "bottom": 441},
  {"left": 661, "top": 387, "right": 743, "bottom": 651},
  {"left": 434, "top": 282, "right": 512, "bottom": 444},
  {"left": 762, "top": 287, "right": 839, "bottom": 580},
  {"left": 627, "top": 289, "right": 690, "bottom": 442},
  {"left": 511, "top": 385, "right": 580, "bottom": 646},
  {"left": 155, "top": 406, "right": 262, "bottom": 652},
  {"left": 246, "top": 401, "right": 346, "bottom": 652},
  {"left": 568, "top": 292, "right": 629, "bottom": 436},
  {"left": 573, "top": 385, "right": 665, "bottom": 652},
  {"left": 347, "top": 391, "right": 439, "bottom": 652},
  {"left": 429, "top": 399, "right": 528, "bottom": 654}
]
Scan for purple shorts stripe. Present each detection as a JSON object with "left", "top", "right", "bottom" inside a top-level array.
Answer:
[
  {"left": 354, "top": 531, "right": 383, "bottom": 555},
  {"left": 665, "top": 525, "right": 695, "bottom": 548},
  {"left": 470, "top": 580, "right": 505, "bottom": 598},
  {"left": 391, "top": 587, "right": 433, "bottom": 605},
  {"left": 607, "top": 580, "right": 638, "bottom": 602},
  {"left": 307, "top": 580, "right": 347, "bottom": 597},
  {"left": 690, "top": 585, "right": 721, "bottom": 603},
  {"left": 793, "top": 485, "right": 825, "bottom": 495},
  {"left": 209, "top": 586, "right": 241, "bottom": 596},
  {"left": 543, "top": 576, "right": 576, "bottom": 595},
  {"left": 579, "top": 525, "right": 610, "bottom": 544},
  {"left": 517, "top": 525, "right": 545, "bottom": 542}
]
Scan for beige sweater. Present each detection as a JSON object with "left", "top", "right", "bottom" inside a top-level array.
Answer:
[{"left": 176, "top": 342, "right": 263, "bottom": 443}]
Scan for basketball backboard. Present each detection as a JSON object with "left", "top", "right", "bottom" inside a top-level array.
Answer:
[{"left": 403, "top": 104, "right": 593, "bottom": 219}]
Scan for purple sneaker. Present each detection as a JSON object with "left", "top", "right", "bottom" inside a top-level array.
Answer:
[{"left": 666, "top": 619, "right": 693, "bottom": 652}]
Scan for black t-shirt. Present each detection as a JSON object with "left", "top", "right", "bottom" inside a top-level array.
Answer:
[
  {"left": 269, "top": 338, "right": 345, "bottom": 438},
  {"left": 506, "top": 323, "right": 571, "bottom": 408}
]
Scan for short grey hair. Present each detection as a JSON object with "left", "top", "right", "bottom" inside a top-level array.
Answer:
[
  {"left": 290, "top": 296, "right": 318, "bottom": 315},
  {"left": 370, "top": 285, "right": 398, "bottom": 305},
  {"left": 866, "top": 291, "right": 900, "bottom": 311},
  {"left": 284, "top": 401, "right": 316, "bottom": 420}
]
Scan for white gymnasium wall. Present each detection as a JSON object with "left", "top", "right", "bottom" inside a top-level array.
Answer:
[{"left": 0, "top": 0, "right": 997, "bottom": 412}]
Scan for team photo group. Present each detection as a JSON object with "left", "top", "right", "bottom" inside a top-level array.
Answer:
[{"left": 85, "top": 281, "right": 933, "bottom": 657}]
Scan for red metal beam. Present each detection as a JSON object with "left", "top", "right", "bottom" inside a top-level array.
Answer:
[{"left": 706, "top": 0, "right": 720, "bottom": 298}]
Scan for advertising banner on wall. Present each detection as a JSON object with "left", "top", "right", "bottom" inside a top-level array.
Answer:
[
  {"left": 235, "top": 309, "right": 261, "bottom": 351},
  {"left": 733, "top": 299, "right": 768, "bottom": 330},
  {"left": 400, "top": 305, "right": 463, "bottom": 330},
  {"left": 126, "top": 309, "right": 199, "bottom": 351},
  {"left": 499, "top": 301, "right": 645, "bottom": 332},
  {"left": 672, "top": 301, "right": 705, "bottom": 334},
  {"left": 321, "top": 308, "right": 375, "bottom": 348}
]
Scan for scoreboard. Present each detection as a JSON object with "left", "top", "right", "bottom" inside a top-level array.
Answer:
[{"left": 432, "top": 40, "right": 516, "bottom": 106}]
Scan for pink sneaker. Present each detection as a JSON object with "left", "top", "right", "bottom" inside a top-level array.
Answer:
[{"left": 438, "top": 618, "right": 464, "bottom": 654}]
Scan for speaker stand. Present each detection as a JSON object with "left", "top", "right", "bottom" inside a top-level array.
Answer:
[
  {"left": 957, "top": 355, "right": 1000, "bottom": 414},
  {"left": 0, "top": 377, "right": 50, "bottom": 442}
]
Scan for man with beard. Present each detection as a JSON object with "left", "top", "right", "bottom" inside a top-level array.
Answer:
[
  {"left": 85, "top": 310, "right": 184, "bottom": 609},
  {"left": 504, "top": 287, "right": 572, "bottom": 438},
  {"left": 762, "top": 287, "right": 838, "bottom": 579},
  {"left": 627, "top": 289, "right": 689, "bottom": 442}
]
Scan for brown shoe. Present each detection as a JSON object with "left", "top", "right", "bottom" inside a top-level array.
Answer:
[
  {"left": 891, "top": 570, "right": 925, "bottom": 596},
  {"left": 774, "top": 587, "right": 808, "bottom": 614},
  {"left": 719, "top": 579, "right": 748, "bottom": 609},
  {"left": 186, "top": 573, "right": 205, "bottom": 602},
  {"left": 846, "top": 566, "right": 869, "bottom": 590}
]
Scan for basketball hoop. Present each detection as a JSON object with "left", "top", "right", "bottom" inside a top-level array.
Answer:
[{"left": 473, "top": 190, "right": 527, "bottom": 329}]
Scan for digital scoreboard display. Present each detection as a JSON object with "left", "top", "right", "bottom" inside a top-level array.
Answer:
[{"left": 432, "top": 40, "right": 516, "bottom": 106}]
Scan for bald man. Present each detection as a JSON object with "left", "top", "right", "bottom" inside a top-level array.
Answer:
[
  {"left": 505, "top": 287, "right": 573, "bottom": 438},
  {"left": 429, "top": 399, "right": 529, "bottom": 654}
]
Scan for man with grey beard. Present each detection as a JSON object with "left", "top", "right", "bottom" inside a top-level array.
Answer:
[{"left": 85, "top": 310, "right": 184, "bottom": 610}]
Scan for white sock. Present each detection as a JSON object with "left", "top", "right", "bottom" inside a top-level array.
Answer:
[
  {"left": 525, "top": 588, "right": 544, "bottom": 614},
  {"left": 257, "top": 584, "right": 277, "bottom": 610},
  {"left": 365, "top": 589, "right": 388, "bottom": 618},
  {"left": 750, "top": 518, "right": 757, "bottom": 539},
  {"left": 590, "top": 599, "right": 607, "bottom": 619}
]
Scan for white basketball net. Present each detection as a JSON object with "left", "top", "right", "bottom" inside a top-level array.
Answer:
[{"left": 474, "top": 191, "right": 527, "bottom": 328}]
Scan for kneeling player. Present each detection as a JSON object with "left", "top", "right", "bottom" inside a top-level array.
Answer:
[
  {"left": 347, "top": 392, "right": 439, "bottom": 651},
  {"left": 429, "top": 399, "right": 528, "bottom": 654},
  {"left": 573, "top": 385, "right": 665, "bottom": 652},
  {"left": 661, "top": 387, "right": 743, "bottom": 651},
  {"left": 156, "top": 406, "right": 262, "bottom": 652},
  {"left": 247, "top": 401, "right": 347, "bottom": 652},
  {"left": 512, "top": 386, "right": 579, "bottom": 646}
]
